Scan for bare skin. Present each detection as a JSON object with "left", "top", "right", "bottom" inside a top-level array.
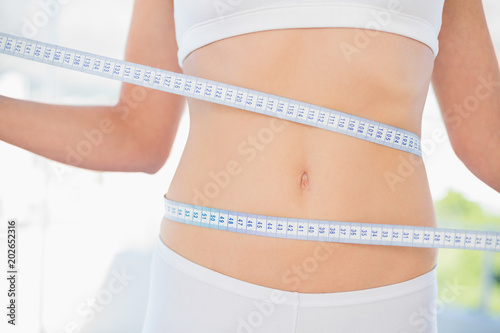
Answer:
[
  {"left": 163, "top": 27, "right": 438, "bottom": 292},
  {"left": 163, "top": 0, "right": 500, "bottom": 292},
  {"left": 0, "top": 0, "right": 499, "bottom": 294}
]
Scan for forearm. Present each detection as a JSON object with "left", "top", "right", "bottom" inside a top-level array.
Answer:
[
  {"left": 457, "top": 105, "right": 500, "bottom": 192},
  {"left": 0, "top": 95, "right": 153, "bottom": 172},
  {"left": 437, "top": 68, "right": 500, "bottom": 193},
  {"left": 0, "top": 0, "right": 185, "bottom": 174},
  {"left": 432, "top": 0, "right": 500, "bottom": 192}
]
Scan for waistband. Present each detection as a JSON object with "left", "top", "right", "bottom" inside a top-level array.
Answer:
[{"left": 155, "top": 237, "right": 437, "bottom": 307}]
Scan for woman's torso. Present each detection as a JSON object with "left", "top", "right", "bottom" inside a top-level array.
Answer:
[{"left": 162, "top": 27, "right": 438, "bottom": 293}]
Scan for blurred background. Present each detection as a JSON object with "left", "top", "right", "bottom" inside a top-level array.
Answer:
[{"left": 0, "top": 0, "right": 499, "bottom": 332}]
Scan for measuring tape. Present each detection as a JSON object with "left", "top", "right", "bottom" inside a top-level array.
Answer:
[
  {"left": 165, "top": 198, "right": 500, "bottom": 252},
  {"left": 1, "top": 32, "right": 498, "bottom": 251},
  {"left": 0, "top": 32, "right": 422, "bottom": 156}
]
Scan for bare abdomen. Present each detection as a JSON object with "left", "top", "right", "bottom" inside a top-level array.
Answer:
[{"left": 162, "top": 27, "right": 438, "bottom": 292}]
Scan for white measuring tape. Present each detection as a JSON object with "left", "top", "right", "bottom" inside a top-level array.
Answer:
[
  {"left": 0, "top": 32, "right": 422, "bottom": 156},
  {"left": 165, "top": 198, "right": 500, "bottom": 252},
  {"left": 1, "top": 32, "right": 498, "bottom": 251}
]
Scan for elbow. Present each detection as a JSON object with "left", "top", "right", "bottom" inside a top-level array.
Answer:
[
  {"left": 450, "top": 138, "right": 470, "bottom": 165},
  {"left": 451, "top": 134, "right": 500, "bottom": 192},
  {"left": 114, "top": 128, "right": 171, "bottom": 174},
  {"left": 112, "top": 114, "right": 175, "bottom": 175},
  {"left": 141, "top": 159, "right": 167, "bottom": 175},
  {"left": 452, "top": 138, "right": 482, "bottom": 174},
  {"left": 109, "top": 98, "right": 182, "bottom": 174},
  {"left": 136, "top": 145, "right": 171, "bottom": 175},
  {"left": 142, "top": 165, "right": 163, "bottom": 175},
  {"left": 450, "top": 127, "right": 483, "bottom": 166}
]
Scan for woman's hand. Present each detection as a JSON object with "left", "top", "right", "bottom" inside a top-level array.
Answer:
[
  {"left": 0, "top": 0, "right": 185, "bottom": 174},
  {"left": 432, "top": 0, "right": 500, "bottom": 192}
]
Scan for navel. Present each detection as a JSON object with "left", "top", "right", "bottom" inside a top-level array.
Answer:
[{"left": 300, "top": 171, "right": 309, "bottom": 190}]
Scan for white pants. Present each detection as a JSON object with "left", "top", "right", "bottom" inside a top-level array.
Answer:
[{"left": 141, "top": 238, "right": 438, "bottom": 333}]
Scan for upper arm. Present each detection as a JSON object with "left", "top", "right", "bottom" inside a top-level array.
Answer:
[
  {"left": 431, "top": 0, "right": 500, "bottom": 156},
  {"left": 116, "top": 0, "right": 185, "bottom": 172}
]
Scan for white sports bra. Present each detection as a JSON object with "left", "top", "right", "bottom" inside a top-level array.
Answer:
[{"left": 173, "top": 0, "right": 445, "bottom": 69}]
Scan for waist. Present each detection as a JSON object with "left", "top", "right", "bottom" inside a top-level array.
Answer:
[
  {"left": 168, "top": 106, "right": 436, "bottom": 228},
  {"left": 162, "top": 103, "right": 438, "bottom": 292},
  {"left": 174, "top": 26, "right": 434, "bottom": 218},
  {"left": 162, "top": 28, "right": 438, "bottom": 291}
]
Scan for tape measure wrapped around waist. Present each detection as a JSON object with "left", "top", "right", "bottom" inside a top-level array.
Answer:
[{"left": 2, "top": 32, "right": 498, "bottom": 251}]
